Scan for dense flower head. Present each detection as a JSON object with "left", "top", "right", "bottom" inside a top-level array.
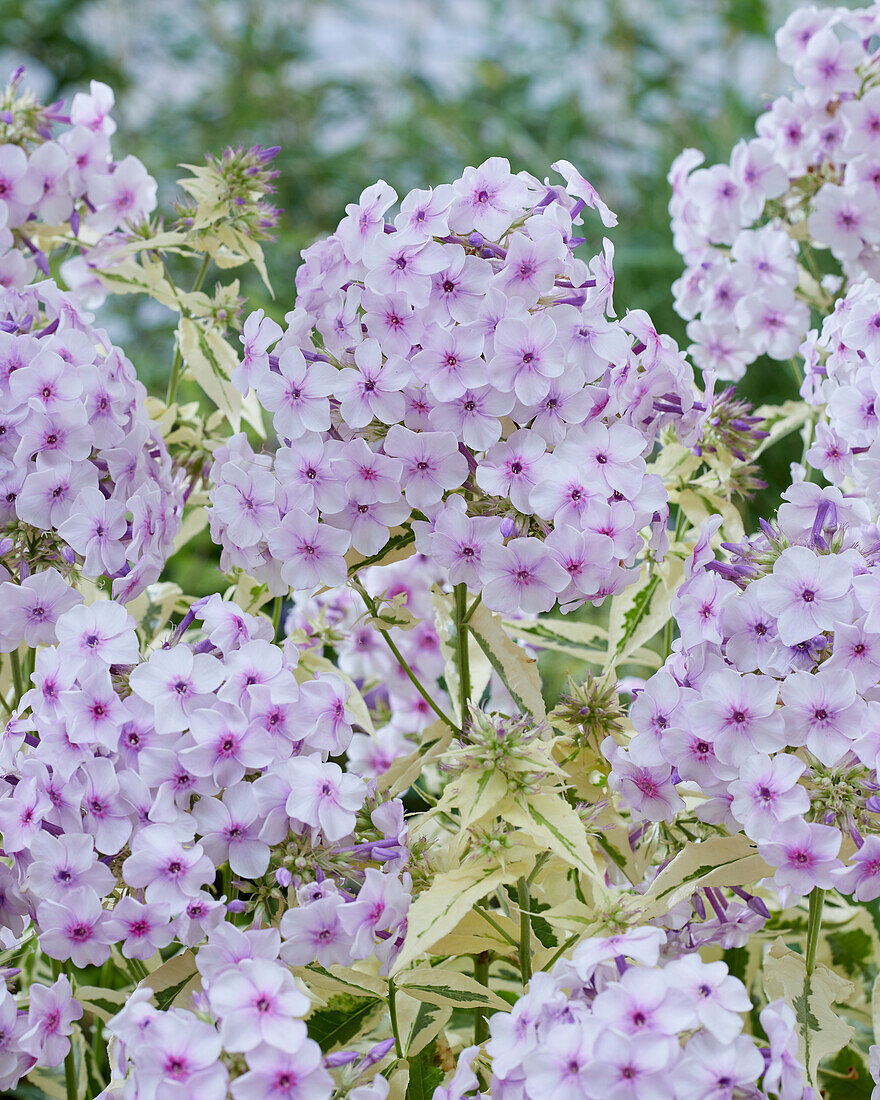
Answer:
[
  {"left": 797, "top": 275, "right": 880, "bottom": 507},
  {"left": 0, "top": 70, "right": 158, "bottom": 304},
  {"left": 669, "top": 2, "right": 880, "bottom": 382},
  {"left": 434, "top": 926, "right": 810, "bottom": 1100},
  {"left": 174, "top": 143, "right": 282, "bottom": 242},
  {"left": 208, "top": 159, "right": 705, "bottom": 616},
  {"left": 105, "top": 934, "right": 331, "bottom": 1100},
  {"left": 0, "top": 279, "right": 183, "bottom": 616},
  {"left": 0, "top": 593, "right": 410, "bottom": 1090},
  {"left": 607, "top": 485, "right": 880, "bottom": 901}
]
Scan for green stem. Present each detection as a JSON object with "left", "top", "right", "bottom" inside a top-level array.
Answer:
[
  {"left": 517, "top": 876, "right": 532, "bottom": 985},
  {"left": 379, "top": 625, "right": 459, "bottom": 732},
  {"left": 800, "top": 416, "right": 818, "bottom": 483},
  {"left": 9, "top": 648, "right": 24, "bottom": 706},
  {"left": 544, "top": 932, "right": 579, "bottom": 971},
  {"left": 473, "top": 905, "right": 519, "bottom": 948},
  {"left": 462, "top": 592, "right": 482, "bottom": 624},
  {"left": 472, "top": 951, "right": 491, "bottom": 1044},
  {"left": 787, "top": 357, "right": 804, "bottom": 389},
  {"left": 358, "top": 586, "right": 459, "bottom": 732},
  {"left": 454, "top": 583, "right": 471, "bottom": 726},
  {"left": 272, "top": 596, "right": 283, "bottom": 638},
  {"left": 802, "top": 887, "right": 825, "bottom": 1078},
  {"left": 129, "top": 957, "right": 149, "bottom": 981},
  {"left": 526, "top": 852, "right": 550, "bottom": 887},
  {"left": 805, "top": 887, "right": 824, "bottom": 976},
  {"left": 166, "top": 253, "right": 211, "bottom": 405},
  {"left": 387, "top": 978, "right": 403, "bottom": 1059}
]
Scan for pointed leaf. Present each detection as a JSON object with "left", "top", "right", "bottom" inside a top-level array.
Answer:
[{"left": 468, "top": 603, "right": 545, "bottom": 719}]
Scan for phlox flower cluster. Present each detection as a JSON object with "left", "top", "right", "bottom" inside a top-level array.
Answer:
[
  {"left": 103, "top": 927, "right": 332, "bottom": 1100},
  {"left": 0, "top": 279, "right": 183, "bottom": 617},
  {"left": 209, "top": 158, "right": 704, "bottom": 615},
  {"left": 0, "top": 593, "right": 410, "bottom": 1092},
  {"left": 0, "top": 72, "right": 157, "bottom": 304},
  {"left": 798, "top": 275, "right": 880, "bottom": 506},
  {"left": 669, "top": 3, "right": 880, "bottom": 381},
  {"left": 435, "top": 925, "right": 810, "bottom": 1100},
  {"left": 606, "top": 482, "right": 880, "bottom": 902}
]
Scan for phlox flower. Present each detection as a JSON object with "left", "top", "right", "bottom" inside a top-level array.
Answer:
[
  {"left": 476, "top": 429, "right": 546, "bottom": 512},
  {"left": 524, "top": 1024, "right": 597, "bottom": 1100},
  {"left": 780, "top": 667, "right": 863, "bottom": 766},
  {"left": 269, "top": 508, "right": 351, "bottom": 592},
  {"left": 285, "top": 756, "right": 366, "bottom": 841},
  {"left": 257, "top": 349, "right": 336, "bottom": 440},
  {"left": 279, "top": 895, "right": 354, "bottom": 967},
  {"left": 193, "top": 785, "right": 270, "bottom": 879},
  {"left": 677, "top": 1033, "right": 764, "bottom": 1099},
  {"left": 448, "top": 156, "right": 531, "bottom": 239},
  {"left": 234, "top": 308, "right": 282, "bottom": 393},
  {"left": 758, "top": 818, "right": 842, "bottom": 896},
  {"left": 491, "top": 312, "right": 562, "bottom": 403},
  {"left": 208, "top": 957, "right": 310, "bottom": 1052},
  {"left": 122, "top": 825, "right": 215, "bottom": 909},
  {"left": 584, "top": 1032, "right": 676, "bottom": 1100},
  {"left": 104, "top": 897, "right": 175, "bottom": 960},
  {"left": 20, "top": 974, "right": 82, "bottom": 1068},
  {"left": 0, "top": 567, "right": 81, "bottom": 651},
  {"left": 230, "top": 1037, "right": 333, "bottom": 1100},
  {"left": 833, "top": 834, "right": 880, "bottom": 902},
  {"left": 128, "top": 646, "right": 224, "bottom": 735},
  {"left": 37, "top": 888, "right": 113, "bottom": 967},
  {"left": 25, "top": 832, "right": 114, "bottom": 900},
  {"left": 482, "top": 536, "right": 569, "bottom": 615},
  {"left": 728, "top": 753, "right": 809, "bottom": 840},
  {"left": 751, "top": 545, "right": 853, "bottom": 646},
  {"left": 53, "top": 600, "right": 138, "bottom": 674}
]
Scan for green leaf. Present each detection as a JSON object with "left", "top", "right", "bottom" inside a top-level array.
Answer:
[
  {"left": 468, "top": 603, "right": 546, "bottom": 719},
  {"left": 763, "top": 938, "right": 855, "bottom": 1089},
  {"left": 638, "top": 835, "right": 770, "bottom": 918},
  {"left": 391, "top": 857, "right": 532, "bottom": 974},
  {"left": 155, "top": 973, "right": 196, "bottom": 1011},
  {"left": 825, "top": 926, "right": 875, "bottom": 984},
  {"left": 347, "top": 527, "right": 415, "bottom": 577},
  {"left": 604, "top": 553, "right": 684, "bottom": 670},
  {"left": 403, "top": 999, "right": 451, "bottom": 1058},
  {"left": 506, "top": 793, "right": 602, "bottom": 885},
  {"left": 306, "top": 993, "right": 384, "bottom": 1049},
  {"left": 406, "top": 1040, "right": 445, "bottom": 1100},
  {"left": 817, "top": 1047, "right": 873, "bottom": 1100},
  {"left": 400, "top": 966, "right": 509, "bottom": 1011},
  {"left": 75, "top": 985, "right": 130, "bottom": 1022}
]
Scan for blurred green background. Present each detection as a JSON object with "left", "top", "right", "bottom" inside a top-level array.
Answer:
[{"left": 5, "top": 0, "right": 848, "bottom": 595}]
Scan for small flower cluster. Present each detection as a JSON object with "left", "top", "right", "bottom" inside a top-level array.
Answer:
[
  {"left": 435, "top": 926, "right": 810, "bottom": 1100},
  {"left": 174, "top": 143, "right": 282, "bottom": 243},
  {"left": 0, "top": 593, "right": 410, "bottom": 1091},
  {"left": 104, "top": 926, "right": 332, "bottom": 1100},
  {"left": 208, "top": 159, "right": 703, "bottom": 614},
  {"left": 669, "top": 3, "right": 880, "bottom": 381},
  {"left": 0, "top": 279, "right": 183, "bottom": 617},
  {"left": 606, "top": 483, "right": 880, "bottom": 901},
  {"left": 799, "top": 275, "right": 880, "bottom": 505},
  {"left": 0, "top": 973, "right": 81, "bottom": 1090},
  {"left": 0, "top": 71, "right": 157, "bottom": 303}
]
